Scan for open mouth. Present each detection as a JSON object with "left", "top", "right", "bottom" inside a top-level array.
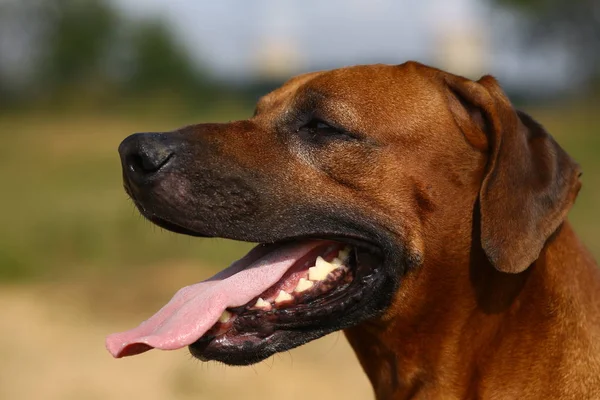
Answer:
[{"left": 105, "top": 238, "right": 382, "bottom": 363}]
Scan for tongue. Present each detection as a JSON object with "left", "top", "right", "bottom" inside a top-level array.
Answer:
[{"left": 105, "top": 240, "right": 324, "bottom": 358}]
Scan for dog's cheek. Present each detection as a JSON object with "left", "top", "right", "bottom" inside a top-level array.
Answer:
[{"left": 314, "top": 143, "right": 382, "bottom": 190}]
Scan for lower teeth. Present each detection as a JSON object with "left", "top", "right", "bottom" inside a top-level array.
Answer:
[{"left": 213, "top": 245, "right": 353, "bottom": 335}]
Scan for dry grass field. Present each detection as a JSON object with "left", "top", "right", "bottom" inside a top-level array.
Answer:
[{"left": 0, "top": 273, "right": 373, "bottom": 400}]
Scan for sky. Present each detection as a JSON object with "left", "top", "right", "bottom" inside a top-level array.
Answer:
[{"left": 111, "top": 0, "right": 574, "bottom": 93}]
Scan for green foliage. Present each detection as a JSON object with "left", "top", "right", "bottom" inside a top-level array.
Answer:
[
  {"left": 0, "top": 0, "right": 216, "bottom": 108},
  {"left": 128, "top": 21, "right": 195, "bottom": 92},
  {"left": 41, "top": 0, "right": 119, "bottom": 89},
  {"left": 493, "top": 0, "right": 600, "bottom": 85},
  {"left": 495, "top": 0, "right": 549, "bottom": 11}
]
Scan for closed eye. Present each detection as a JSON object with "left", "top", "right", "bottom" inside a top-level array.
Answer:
[{"left": 298, "top": 118, "right": 357, "bottom": 141}]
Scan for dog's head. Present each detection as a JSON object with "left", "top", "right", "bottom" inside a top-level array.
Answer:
[{"left": 107, "top": 62, "right": 581, "bottom": 365}]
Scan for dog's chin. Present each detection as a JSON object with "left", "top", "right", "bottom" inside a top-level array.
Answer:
[
  {"left": 130, "top": 198, "right": 400, "bottom": 366},
  {"left": 190, "top": 327, "right": 344, "bottom": 366}
]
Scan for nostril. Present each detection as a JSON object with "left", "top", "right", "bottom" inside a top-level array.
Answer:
[
  {"left": 127, "top": 151, "right": 172, "bottom": 174},
  {"left": 126, "top": 154, "right": 145, "bottom": 174},
  {"left": 119, "top": 132, "right": 177, "bottom": 180}
]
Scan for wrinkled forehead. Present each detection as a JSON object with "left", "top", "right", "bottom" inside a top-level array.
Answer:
[
  {"left": 254, "top": 63, "right": 449, "bottom": 136},
  {"left": 254, "top": 70, "right": 323, "bottom": 115}
]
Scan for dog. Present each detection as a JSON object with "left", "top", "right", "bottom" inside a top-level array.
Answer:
[{"left": 107, "top": 62, "right": 600, "bottom": 399}]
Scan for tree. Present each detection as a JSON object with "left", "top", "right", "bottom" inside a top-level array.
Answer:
[
  {"left": 126, "top": 19, "right": 210, "bottom": 99},
  {"left": 40, "top": 0, "right": 120, "bottom": 91},
  {"left": 0, "top": 0, "right": 214, "bottom": 107},
  {"left": 495, "top": 0, "right": 600, "bottom": 85}
]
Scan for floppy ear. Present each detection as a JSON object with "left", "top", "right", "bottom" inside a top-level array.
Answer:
[{"left": 445, "top": 74, "right": 582, "bottom": 273}]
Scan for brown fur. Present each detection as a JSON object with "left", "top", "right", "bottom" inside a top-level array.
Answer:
[
  {"left": 125, "top": 61, "right": 600, "bottom": 398},
  {"left": 258, "top": 63, "right": 600, "bottom": 399}
]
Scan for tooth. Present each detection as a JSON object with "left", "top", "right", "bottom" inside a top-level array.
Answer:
[
  {"left": 316, "top": 256, "right": 335, "bottom": 269},
  {"left": 338, "top": 247, "right": 351, "bottom": 261},
  {"left": 308, "top": 256, "right": 338, "bottom": 281},
  {"left": 219, "top": 310, "right": 232, "bottom": 323},
  {"left": 294, "top": 278, "right": 314, "bottom": 293},
  {"left": 253, "top": 297, "right": 271, "bottom": 310},
  {"left": 331, "top": 257, "right": 343, "bottom": 266},
  {"left": 308, "top": 266, "right": 328, "bottom": 281},
  {"left": 274, "top": 290, "right": 293, "bottom": 304}
]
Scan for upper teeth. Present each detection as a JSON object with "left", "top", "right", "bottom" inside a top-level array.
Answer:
[{"left": 308, "top": 256, "right": 339, "bottom": 281}]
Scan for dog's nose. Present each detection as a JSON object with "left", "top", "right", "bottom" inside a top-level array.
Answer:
[{"left": 119, "top": 132, "right": 176, "bottom": 183}]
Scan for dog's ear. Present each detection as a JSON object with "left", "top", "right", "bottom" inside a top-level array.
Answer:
[{"left": 445, "top": 74, "right": 582, "bottom": 273}]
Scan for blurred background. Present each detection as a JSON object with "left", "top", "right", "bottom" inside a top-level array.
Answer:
[{"left": 0, "top": 0, "right": 598, "bottom": 399}]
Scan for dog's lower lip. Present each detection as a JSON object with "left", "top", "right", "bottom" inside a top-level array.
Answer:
[{"left": 147, "top": 214, "right": 212, "bottom": 237}]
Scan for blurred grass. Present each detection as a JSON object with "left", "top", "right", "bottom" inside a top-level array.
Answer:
[
  {"left": 529, "top": 102, "right": 600, "bottom": 253},
  {"left": 0, "top": 102, "right": 599, "bottom": 282},
  {"left": 0, "top": 106, "right": 255, "bottom": 282}
]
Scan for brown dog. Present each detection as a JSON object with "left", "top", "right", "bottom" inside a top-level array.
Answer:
[{"left": 109, "top": 62, "right": 600, "bottom": 399}]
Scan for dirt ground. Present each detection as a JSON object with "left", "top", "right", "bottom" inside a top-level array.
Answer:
[{"left": 0, "top": 275, "right": 374, "bottom": 400}]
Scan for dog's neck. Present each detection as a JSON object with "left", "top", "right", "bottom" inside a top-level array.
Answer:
[{"left": 345, "top": 221, "right": 600, "bottom": 399}]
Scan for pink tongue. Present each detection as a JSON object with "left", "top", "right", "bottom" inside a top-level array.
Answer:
[{"left": 105, "top": 240, "right": 324, "bottom": 358}]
